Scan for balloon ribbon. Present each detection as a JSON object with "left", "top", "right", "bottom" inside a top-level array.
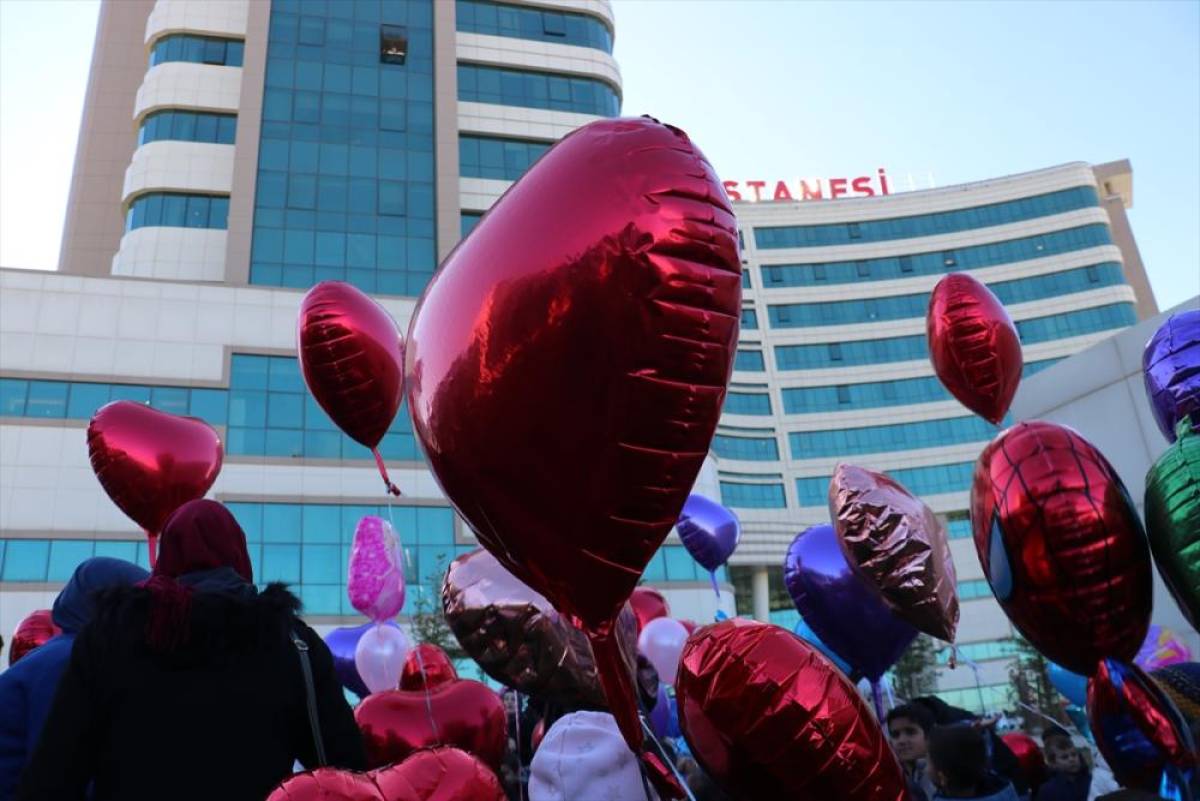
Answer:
[{"left": 372, "top": 448, "right": 402, "bottom": 496}]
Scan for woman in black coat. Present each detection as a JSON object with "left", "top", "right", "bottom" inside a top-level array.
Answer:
[{"left": 17, "top": 500, "right": 366, "bottom": 801}]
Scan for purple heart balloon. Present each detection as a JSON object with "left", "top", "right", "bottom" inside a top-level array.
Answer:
[
  {"left": 783, "top": 523, "right": 917, "bottom": 682},
  {"left": 1144, "top": 309, "right": 1200, "bottom": 443},
  {"left": 324, "top": 620, "right": 402, "bottom": 699},
  {"left": 677, "top": 493, "right": 741, "bottom": 595}
]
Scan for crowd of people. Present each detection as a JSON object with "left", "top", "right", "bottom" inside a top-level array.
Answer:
[{"left": 0, "top": 498, "right": 1190, "bottom": 800}]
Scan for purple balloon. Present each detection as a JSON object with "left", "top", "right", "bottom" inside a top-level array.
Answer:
[
  {"left": 677, "top": 493, "right": 740, "bottom": 594},
  {"left": 783, "top": 523, "right": 917, "bottom": 682},
  {"left": 1144, "top": 309, "right": 1200, "bottom": 443},
  {"left": 649, "top": 683, "right": 672, "bottom": 739},
  {"left": 324, "top": 620, "right": 401, "bottom": 699}
]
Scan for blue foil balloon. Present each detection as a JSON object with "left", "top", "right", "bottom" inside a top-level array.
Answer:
[
  {"left": 324, "top": 620, "right": 402, "bottom": 699},
  {"left": 1049, "top": 661, "right": 1090, "bottom": 707},
  {"left": 783, "top": 523, "right": 917, "bottom": 682},
  {"left": 793, "top": 616, "right": 853, "bottom": 677},
  {"left": 677, "top": 493, "right": 741, "bottom": 596},
  {"left": 1144, "top": 309, "right": 1200, "bottom": 443}
]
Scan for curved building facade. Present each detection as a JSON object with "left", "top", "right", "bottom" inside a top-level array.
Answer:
[{"left": 721, "top": 160, "right": 1156, "bottom": 710}]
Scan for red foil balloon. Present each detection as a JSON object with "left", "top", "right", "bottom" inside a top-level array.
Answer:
[
  {"left": 87, "top": 400, "right": 223, "bottom": 565},
  {"left": 400, "top": 643, "right": 458, "bottom": 691},
  {"left": 1087, "top": 658, "right": 1198, "bottom": 793},
  {"left": 927, "top": 272, "right": 1023, "bottom": 424},
  {"left": 406, "top": 116, "right": 740, "bottom": 758},
  {"left": 675, "top": 619, "right": 909, "bottom": 801},
  {"left": 630, "top": 586, "right": 671, "bottom": 635},
  {"left": 971, "top": 421, "right": 1152, "bottom": 675},
  {"left": 9, "top": 609, "right": 61, "bottom": 666},
  {"left": 354, "top": 679, "right": 508, "bottom": 770},
  {"left": 266, "top": 747, "right": 505, "bottom": 801},
  {"left": 1000, "top": 733, "right": 1047, "bottom": 791},
  {"left": 298, "top": 281, "right": 405, "bottom": 495}
]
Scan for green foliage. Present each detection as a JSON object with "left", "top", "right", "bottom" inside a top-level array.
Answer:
[{"left": 892, "top": 634, "right": 940, "bottom": 700}]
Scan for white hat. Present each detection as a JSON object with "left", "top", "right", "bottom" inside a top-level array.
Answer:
[{"left": 529, "top": 711, "right": 660, "bottom": 801}]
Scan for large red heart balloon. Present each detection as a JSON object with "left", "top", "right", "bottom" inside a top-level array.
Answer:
[
  {"left": 676, "top": 619, "right": 909, "bottom": 800},
  {"left": 927, "top": 272, "right": 1023, "bottom": 424},
  {"left": 298, "top": 280, "right": 404, "bottom": 495},
  {"left": 406, "top": 116, "right": 740, "bottom": 758},
  {"left": 354, "top": 679, "right": 507, "bottom": 770},
  {"left": 87, "top": 400, "right": 223, "bottom": 564},
  {"left": 971, "top": 421, "right": 1152, "bottom": 675},
  {"left": 400, "top": 643, "right": 458, "bottom": 692},
  {"left": 9, "top": 609, "right": 61, "bottom": 666},
  {"left": 266, "top": 746, "right": 506, "bottom": 801}
]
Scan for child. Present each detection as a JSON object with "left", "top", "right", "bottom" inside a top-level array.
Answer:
[
  {"left": 888, "top": 703, "right": 938, "bottom": 800},
  {"left": 928, "top": 725, "right": 1019, "bottom": 801},
  {"left": 1035, "top": 726, "right": 1089, "bottom": 801}
]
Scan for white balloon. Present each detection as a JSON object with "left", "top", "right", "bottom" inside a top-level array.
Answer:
[
  {"left": 354, "top": 622, "right": 411, "bottom": 693},
  {"left": 637, "top": 616, "right": 689, "bottom": 686}
]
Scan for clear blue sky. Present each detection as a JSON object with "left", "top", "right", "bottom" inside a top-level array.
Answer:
[{"left": 2, "top": 0, "right": 1196, "bottom": 307}]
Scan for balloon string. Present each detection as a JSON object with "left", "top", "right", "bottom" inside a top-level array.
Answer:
[
  {"left": 412, "top": 645, "right": 441, "bottom": 744},
  {"left": 708, "top": 570, "right": 720, "bottom": 601},
  {"left": 146, "top": 531, "right": 158, "bottom": 570},
  {"left": 641, "top": 718, "right": 697, "bottom": 801},
  {"left": 514, "top": 692, "right": 526, "bottom": 801},
  {"left": 372, "top": 447, "right": 402, "bottom": 496}
]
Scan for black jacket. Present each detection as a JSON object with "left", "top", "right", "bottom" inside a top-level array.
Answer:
[{"left": 16, "top": 579, "right": 366, "bottom": 801}]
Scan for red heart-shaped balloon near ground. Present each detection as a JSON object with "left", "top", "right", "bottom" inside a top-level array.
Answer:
[
  {"left": 354, "top": 679, "right": 507, "bottom": 770},
  {"left": 87, "top": 400, "right": 223, "bottom": 537},
  {"left": 406, "top": 116, "right": 740, "bottom": 754},
  {"left": 267, "top": 746, "right": 506, "bottom": 801}
]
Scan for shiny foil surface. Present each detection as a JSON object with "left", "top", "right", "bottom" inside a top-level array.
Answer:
[
  {"left": 406, "top": 117, "right": 741, "bottom": 751},
  {"left": 266, "top": 747, "right": 506, "bottom": 801},
  {"left": 400, "top": 643, "right": 459, "bottom": 692},
  {"left": 1088, "top": 658, "right": 1198, "bottom": 794},
  {"left": 87, "top": 400, "right": 223, "bottom": 535},
  {"left": 630, "top": 586, "right": 672, "bottom": 634},
  {"left": 297, "top": 280, "right": 404, "bottom": 450},
  {"left": 442, "top": 548, "right": 637, "bottom": 710},
  {"left": 675, "top": 620, "right": 910, "bottom": 801},
  {"left": 971, "top": 421, "right": 1152, "bottom": 675},
  {"left": 677, "top": 493, "right": 741, "bottom": 590},
  {"left": 1000, "top": 733, "right": 1047, "bottom": 790},
  {"left": 829, "top": 464, "right": 959, "bottom": 642},
  {"left": 1143, "top": 309, "right": 1200, "bottom": 443},
  {"left": 8, "top": 609, "right": 61, "bottom": 666},
  {"left": 1146, "top": 416, "right": 1200, "bottom": 629},
  {"left": 926, "top": 272, "right": 1023, "bottom": 424},
  {"left": 354, "top": 679, "right": 508, "bottom": 770},
  {"left": 783, "top": 523, "right": 917, "bottom": 682}
]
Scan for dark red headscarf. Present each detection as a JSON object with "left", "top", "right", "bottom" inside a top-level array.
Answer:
[{"left": 143, "top": 499, "right": 253, "bottom": 650}]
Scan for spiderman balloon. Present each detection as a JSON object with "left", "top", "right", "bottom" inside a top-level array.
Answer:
[{"left": 971, "top": 421, "right": 1152, "bottom": 676}]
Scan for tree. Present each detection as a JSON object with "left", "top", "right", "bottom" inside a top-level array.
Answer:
[
  {"left": 407, "top": 556, "right": 465, "bottom": 660},
  {"left": 892, "top": 634, "right": 940, "bottom": 700},
  {"left": 1007, "top": 635, "right": 1066, "bottom": 728}
]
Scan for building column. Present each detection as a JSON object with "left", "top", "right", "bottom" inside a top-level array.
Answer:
[{"left": 752, "top": 566, "right": 770, "bottom": 622}]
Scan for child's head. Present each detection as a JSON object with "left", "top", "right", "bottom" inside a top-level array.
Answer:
[
  {"left": 887, "top": 703, "right": 936, "bottom": 765},
  {"left": 1042, "top": 725, "right": 1083, "bottom": 774},
  {"left": 928, "top": 724, "right": 989, "bottom": 794}
]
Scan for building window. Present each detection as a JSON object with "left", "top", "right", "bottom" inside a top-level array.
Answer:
[
  {"left": 768, "top": 266, "right": 782, "bottom": 284},
  {"left": 149, "top": 34, "right": 244, "bottom": 68},
  {"left": 899, "top": 255, "right": 914, "bottom": 273},
  {"left": 855, "top": 260, "right": 870, "bottom": 278},
  {"left": 456, "top": 0, "right": 613, "bottom": 53},
  {"left": 812, "top": 264, "right": 826, "bottom": 281},
  {"left": 457, "top": 64, "right": 620, "bottom": 116},
  {"left": 139, "top": 110, "right": 237, "bottom": 146},
  {"left": 380, "top": 25, "right": 408, "bottom": 64},
  {"left": 943, "top": 251, "right": 957, "bottom": 267},
  {"left": 847, "top": 222, "right": 861, "bottom": 239},
  {"left": 828, "top": 343, "right": 842, "bottom": 361},
  {"left": 542, "top": 11, "right": 566, "bottom": 35},
  {"left": 126, "top": 192, "right": 229, "bottom": 232},
  {"left": 836, "top": 385, "right": 851, "bottom": 404}
]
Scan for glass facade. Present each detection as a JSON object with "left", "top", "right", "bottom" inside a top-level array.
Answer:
[
  {"left": 459, "top": 134, "right": 550, "bottom": 181},
  {"left": 138, "top": 110, "right": 237, "bottom": 146},
  {"left": 719, "top": 480, "right": 787, "bottom": 508},
  {"left": 758, "top": 224, "right": 1112, "bottom": 288},
  {"left": 740, "top": 308, "right": 759, "bottom": 329},
  {"left": 767, "top": 263, "right": 1126, "bottom": 328},
  {"left": 456, "top": 0, "right": 613, "bottom": 52},
  {"left": 149, "top": 34, "right": 245, "bottom": 68},
  {"left": 780, "top": 358, "right": 1058, "bottom": 414},
  {"left": 795, "top": 461, "right": 976, "bottom": 506},
  {"left": 0, "top": 354, "right": 420, "bottom": 463},
  {"left": 712, "top": 433, "right": 779, "bottom": 461},
  {"left": 774, "top": 303, "right": 1137, "bottom": 370},
  {"left": 958, "top": 579, "right": 994, "bottom": 601},
  {"left": 935, "top": 684, "right": 1009, "bottom": 715},
  {"left": 734, "top": 350, "right": 765, "bottom": 371},
  {"left": 251, "top": 0, "right": 436, "bottom": 295},
  {"left": 754, "top": 185, "right": 1100, "bottom": 249},
  {"left": 125, "top": 193, "right": 229, "bottom": 232},
  {"left": 723, "top": 390, "right": 772, "bottom": 416},
  {"left": 789, "top": 415, "right": 1000, "bottom": 459},
  {"left": 460, "top": 211, "right": 482, "bottom": 237},
  {"left": 457, "top": 64, "right": 620, "bottom": 116},
  {"left": 943, "top": 638, "right": 1019, "bottom": 663}
]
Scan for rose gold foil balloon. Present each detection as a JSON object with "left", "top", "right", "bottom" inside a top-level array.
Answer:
[
  {"left": 829, "top": 464, "right": 959, "bottom": 642},
  {"left": 297, "top": 281, "right": 404, "bottom": 495},
  {"left": 927, "top": 272, "right": 1023, "bottom": 424},
  {"left": 442, "top": 548, "right": 637, "bottom": 710},
  {"left": 407, "top": 116, "right": 740, "bottom": 761},
  {"left": 87, "top": 400, "right": 223, "bottom": 566},
  {"left": 675, "top": 619, "right": 909, "bottom": 801}
]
